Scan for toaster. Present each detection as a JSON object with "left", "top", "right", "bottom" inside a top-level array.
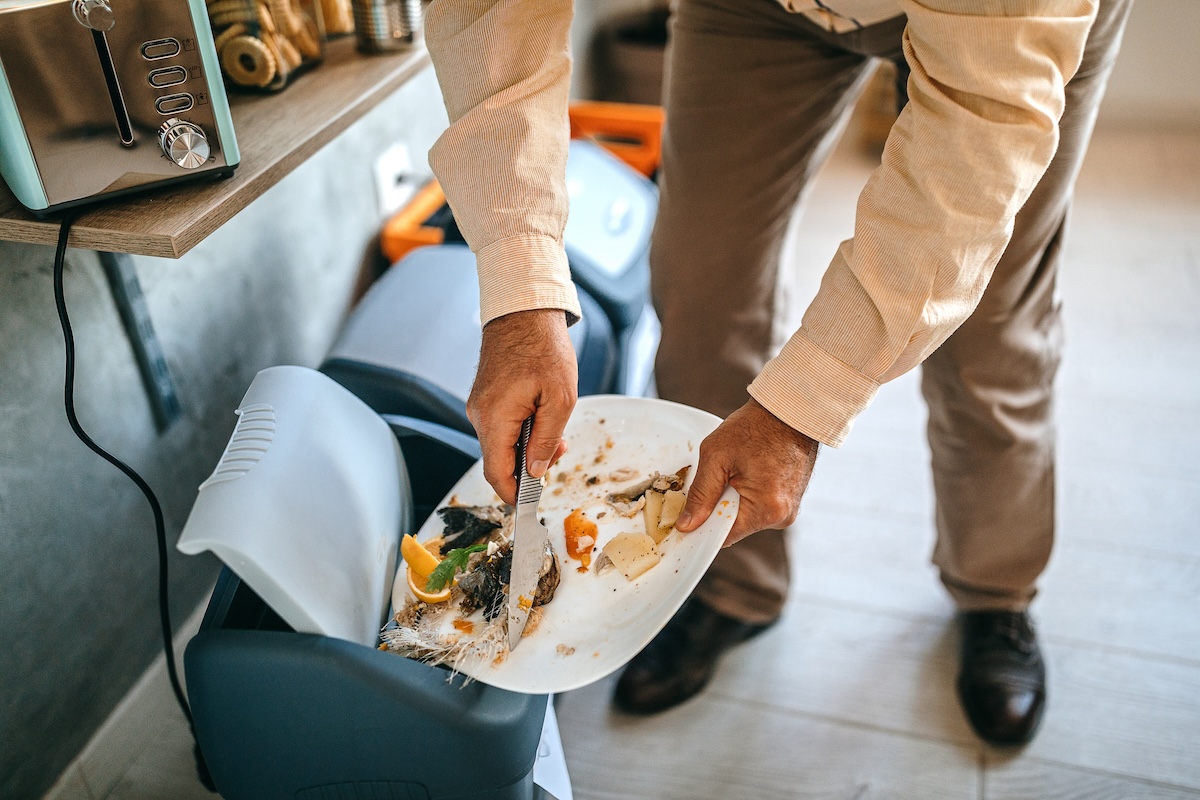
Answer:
[{"left": 0, "top": 0, "right": 239, "bottom": 216}]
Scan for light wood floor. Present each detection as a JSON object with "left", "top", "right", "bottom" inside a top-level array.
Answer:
[
  {"left": 555, "top": 127, "right": 1200, "bottom": 800},
  {"left": 47, "top": 125, "right": 1200, "bottom": 799}
]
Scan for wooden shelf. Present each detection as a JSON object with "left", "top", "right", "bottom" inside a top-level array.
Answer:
[{"left": 0, "top": 38, "right": 430, "bottom": 259}]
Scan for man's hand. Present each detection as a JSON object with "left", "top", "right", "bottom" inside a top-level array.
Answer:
[
  {"left": 675, "top": 399, "right": 819, "bottom": 547},
  {"left": 467, "top": 309, "right": 578, "bottom": 505}
]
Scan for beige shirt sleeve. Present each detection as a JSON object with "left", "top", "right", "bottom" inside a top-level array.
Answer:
[
  {"left": 424, "top": 0, "right": 582, "bottom": 327},
  {"left": 749, "top": 0, "right": 1097, "bottom": 446}
]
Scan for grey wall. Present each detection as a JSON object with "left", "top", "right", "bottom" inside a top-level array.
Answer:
[{"left": 0, "top": 67, "right": 448, "bottom": 799}]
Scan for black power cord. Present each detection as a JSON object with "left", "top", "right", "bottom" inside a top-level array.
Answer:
[{"left": 52, "top": 214, "right": 213, "bottom": 786}]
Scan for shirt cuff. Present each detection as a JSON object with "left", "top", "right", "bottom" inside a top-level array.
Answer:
[
  {"left": 476, "top": 233, "right": 582, "bottom": 327},
  {"left": 747, "top": 332, "right": 881, "bottom": 448}
]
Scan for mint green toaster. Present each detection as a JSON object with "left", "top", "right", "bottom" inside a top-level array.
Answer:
[{"left": 0, "top": 0, "right": 239, "bottom": 216}]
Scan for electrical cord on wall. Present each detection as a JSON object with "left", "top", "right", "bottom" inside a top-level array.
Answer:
[{"left": 51, "top": 213, "right": 195, "bottom": 729}]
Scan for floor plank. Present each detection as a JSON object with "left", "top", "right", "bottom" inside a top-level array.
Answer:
[
  {"left": 556, "top": 680, "right": 981, "bottom": 800},
  {"left": 789, "top": 506, "right": 956, "bottom": 621},
  {"left": 985, "top": 757, "right": 1200, "bottom": 800},
  {"left": 1057, "top": 458, "right": 1200, "bottom": 559},
  {"left": 41, "top": 764, "right": 94, "bottom": 800},
  {"left": 102, "top": 719, "right": 213, "bottom": 800},
  {"left": 789, "top": 468, "right": 1200, "bottom": 664},
  {"left": 1036, "top": 541, "right": 1200, "bottom": 664},
  {"left": 706, "top": 600, "right": 977, "bottom": 746},
  {"left": 1017, "top": 640, "right": 1200, "bottom": 789}
]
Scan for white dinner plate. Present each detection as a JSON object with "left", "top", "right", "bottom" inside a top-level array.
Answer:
[{"left": 388, "top": 394, "right": 739, "bottom": 694}]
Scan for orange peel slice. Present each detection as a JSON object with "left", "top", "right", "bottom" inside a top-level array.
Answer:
[
  {"left": 406, "top": 566, "right": 451, "bottom": 604},
  {"left": 401, "top": 534, "right": 441, "bottom": 580}
]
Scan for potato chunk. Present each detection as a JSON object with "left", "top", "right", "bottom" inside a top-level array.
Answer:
[
  {"left": 601, "top": 532, "right": 661, "bottom": 580},
  {"left": 643, "top": 490, "right": 664, "bottom": 540},
  {"left": 656, "top": 489, "right": 687, "bottom": 540}
]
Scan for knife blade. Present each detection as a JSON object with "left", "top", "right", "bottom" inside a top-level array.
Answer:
[{"left": 507, "top": 414, "right": 548, "bottom": 651}]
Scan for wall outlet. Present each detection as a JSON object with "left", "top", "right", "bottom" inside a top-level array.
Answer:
[{"left": 373, "top": 142, "right": 417, "bottom": 216}]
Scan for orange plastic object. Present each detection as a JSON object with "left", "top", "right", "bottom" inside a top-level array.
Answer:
[
  {"left": 569, "top": 101, "right": 664, "bottom": 178},
  {"left": 379, "top": 180, "right": 448, "bottom": 264},
  {"left": 380, "top": 101, "right": 665, "bottom": 264}
]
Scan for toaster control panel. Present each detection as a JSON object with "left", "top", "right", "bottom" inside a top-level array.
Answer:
[
  {"left": 137, "top": 33, "right": 212, "bottom": 171},
  {"left": 137, "top": 28, "right": 216, "bottom": 173}
]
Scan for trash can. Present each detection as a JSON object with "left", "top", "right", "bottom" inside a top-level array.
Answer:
[
  {"left": 561, "top": 139, "right": 659, "bottom": 396},
  {"left": 179, "top": 366, "right": 550, "bottom": 800}
]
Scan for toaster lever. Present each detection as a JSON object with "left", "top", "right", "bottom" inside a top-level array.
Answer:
[
  {"left": 73, "top": 0, "right": 114, "bottom": 31},
  {"left": 73, "top": 0, "right": 135, "bottom": 146}
]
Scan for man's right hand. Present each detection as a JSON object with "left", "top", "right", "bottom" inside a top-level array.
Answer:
[{"left": 467, "top": 309, "right": 578, "bottom": 505}]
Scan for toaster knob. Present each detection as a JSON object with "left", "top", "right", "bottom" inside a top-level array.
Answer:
[
  {"left": 158, "top": 119, "right": 210, "bottom": 169},
  {"left": 72, "top": 0, "right": 115, "bottom": 31}
]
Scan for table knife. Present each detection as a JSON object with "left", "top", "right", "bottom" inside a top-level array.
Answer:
[{"left": 507, "top": 414, "right": 548, "bottom": 651}]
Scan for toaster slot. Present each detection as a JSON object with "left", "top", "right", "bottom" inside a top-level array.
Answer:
[
  {"left": 141, "top": 38, "right": 181, "bottom": 60},
  {"left": 91, "top": 30, "right": 135, "bottom": 146},
  {"left": 148, "top": 66, "right": 188, "bottom": 88},
  {"left": 155, "top": 93, "right": 194, "bottom": 115}
]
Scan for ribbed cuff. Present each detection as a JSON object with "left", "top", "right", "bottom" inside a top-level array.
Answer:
[
  {"left": 476, "top": 233, "right": 582, "bottom": 327},
  {"left": 747, "top": 332, "right": 880, "bottom": 448}
]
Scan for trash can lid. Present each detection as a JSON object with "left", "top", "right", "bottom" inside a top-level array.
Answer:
[{"left": 178, "top": 366, "right": 404, "bottom": 646}]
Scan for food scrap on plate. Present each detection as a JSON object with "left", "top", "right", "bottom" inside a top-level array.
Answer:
[{"left": 379, "top": 465, "right": 690, "bottom": 674}]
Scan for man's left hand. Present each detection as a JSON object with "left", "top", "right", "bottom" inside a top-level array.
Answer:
[{"left": 675, "top": 399, "right": 820, "bottom": 547}]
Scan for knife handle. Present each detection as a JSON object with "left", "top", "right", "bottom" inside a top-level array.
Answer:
[{"left": 515, "top": 414, "right": 540, "bottom": 506}]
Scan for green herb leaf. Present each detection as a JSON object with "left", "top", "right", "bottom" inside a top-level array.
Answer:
[{"left": 425, "top": 543, "right": 488, "bottom": 591}]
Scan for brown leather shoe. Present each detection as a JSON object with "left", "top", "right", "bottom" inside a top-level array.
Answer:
[
  {"left": 613, "top": 599, "right": 777, "bottom": 714},
  {"left": 957, "top": 611, "right": 1047, "bottom": 746}
]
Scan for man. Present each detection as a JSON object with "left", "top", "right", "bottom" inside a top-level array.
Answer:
[{"left": 422, "top": 0, "right": 1131, "bottom": 745}]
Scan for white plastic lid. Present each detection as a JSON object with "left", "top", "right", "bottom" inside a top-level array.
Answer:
[{"left": 178, "top": 366, "right": 404, "bottom": 647}]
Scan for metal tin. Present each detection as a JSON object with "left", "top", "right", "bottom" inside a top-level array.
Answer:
[{"left": 351, "top": 0, "right": 421, "bottom": 53}]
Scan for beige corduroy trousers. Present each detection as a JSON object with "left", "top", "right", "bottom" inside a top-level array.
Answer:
[{"left": 650, "top": 0, "right": 1134, "bottom": 622}]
